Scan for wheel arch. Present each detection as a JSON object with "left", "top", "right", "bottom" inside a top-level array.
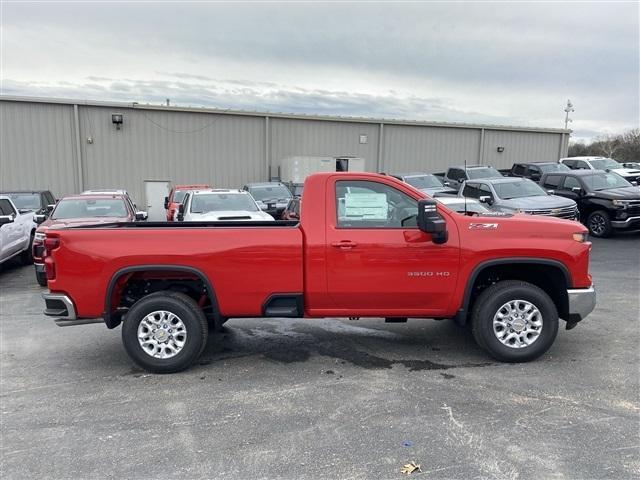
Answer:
[
  {"left": 104, "top": 265, "right": 221, "bottom": 329},
  {"left": 456, "top": 258, "right": 571, "bottom": 325}
]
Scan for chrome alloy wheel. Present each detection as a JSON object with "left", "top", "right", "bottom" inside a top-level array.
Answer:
[
  {"left": 589, "top": 214, "right": 606, "bottom": 236},
  {"left": 137, "top": 310, "right": 187, "bottom": 359},
  {"left": 492, "top": 300, "right": 543, "bottom": 349}
]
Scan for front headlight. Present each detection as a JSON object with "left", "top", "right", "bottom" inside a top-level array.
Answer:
[
  {"left": 612, "top": 199, "right": 628, "bottom": 208},
  {"left": 34, "top": 232, "right": 46, "bottom": 241},
  {"left": 572, "top": 232, "right": 588, "bottom": 242}
]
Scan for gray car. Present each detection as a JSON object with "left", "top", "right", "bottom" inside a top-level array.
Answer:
[
  {"left": 390, "top": 173, "right": 456, "bottom": 196},
  {"left": 458, "top": 177, "right": 579, "bottom": 220},
  {"left": 241, "top": 182, "right": 293, "bottom": 218}
]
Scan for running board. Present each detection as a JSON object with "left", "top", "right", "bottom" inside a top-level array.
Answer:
[{"left": 55, "top": 318, "right": 104, "bottom": 327}]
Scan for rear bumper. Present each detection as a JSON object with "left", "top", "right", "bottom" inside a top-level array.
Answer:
[
  {"left": 567, "top": 285, "right": 596, "bottom": 322},
  {"left": 42, "top": 293, "right": 103, "bottom": 327}
]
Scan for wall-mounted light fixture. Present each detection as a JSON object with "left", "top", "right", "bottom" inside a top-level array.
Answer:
[
  {"left": 497, "top": 146, "right": 505, "bottom": 153},
  {"left": 112, "top": 113, "right": 124, "bottom": 130}
]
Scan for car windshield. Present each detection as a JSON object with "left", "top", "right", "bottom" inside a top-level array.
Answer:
[
  {"left": 7, "top": 193, "right": 40, "bottom": 210},
  {"left": 493, "top": 180, "right": 547, "bottom": 199},
  {"left": 467, "top": 167, "right": 503, "bottom": 179},
  {"left": 250, "top": 185, "right": 292, "bottom": 202},
  {"left": 404, "top": 175, "right": 443, "bottom": 189},
  {"left": 52, "top": 198, "right": 128, "bottom": 219},
  {"left": 584, "top": 173, "right": 632, "bottom": 191},
  {"left": 440, "top": 200, "right": 491, "bottom": 214},
  {"left": 539, "top": 163, "right": 571, "bottom": 173},
  {"left": 589, "top": 158, "right": 620, "bottom": 170},
  {"left": 173, "top": 190, "right": 187, "bottom": 203},
  {"left": 190, "top": 193, "right": 258, "bottom": 213}
]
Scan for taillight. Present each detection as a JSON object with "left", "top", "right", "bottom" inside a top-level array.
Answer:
[{"left": 44, "top": 237, "right": 60, "bottom": 255}]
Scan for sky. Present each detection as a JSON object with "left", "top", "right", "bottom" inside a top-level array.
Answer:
[{"left": 1, "top": 2, "right": 638, "bottom": 142}]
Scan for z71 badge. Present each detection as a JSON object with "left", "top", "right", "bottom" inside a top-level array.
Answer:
[{"left": 469, "top": 223, "right": 499, "bottom": 230}]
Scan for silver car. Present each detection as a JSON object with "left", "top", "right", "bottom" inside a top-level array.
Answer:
[{"left": 458, "top": 177, "right": 579, "bottom": 220}]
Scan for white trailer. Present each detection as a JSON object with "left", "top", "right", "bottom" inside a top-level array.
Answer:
[{"left": 277, "top": 156, "right": 366, "bottom": 183}]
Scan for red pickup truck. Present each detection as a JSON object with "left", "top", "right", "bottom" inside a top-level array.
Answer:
[{"left": 42, "top": 173, "right": 596, "bottom": 373}]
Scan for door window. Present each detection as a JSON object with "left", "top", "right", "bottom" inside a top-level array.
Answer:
[
  {"left": 543, "top": 175, "right": 563, "bottom": 189},
  {"left": 479, "top": 184, "right": 494, "bottom": 200},
  {"left": 513, "top": 165, "right": 526, "bottom": 175},
  {"left": 575, "top": 161, "right": 589, "bottom": 169},
  {"left": 0, "top": 199, "right": 16, "bottom": 216},
  {"left": 462, "top": 183, "right": 480, "bottom": 198},
  {"left": 562, "top": 177, "right": 582, "bottom": 190},
  {"left": 335, "top": 180, "right": 417, "bottom": 228}
]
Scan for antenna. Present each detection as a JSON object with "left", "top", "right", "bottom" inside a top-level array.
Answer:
[{"left": 464, "top": 157, "right": 468, "bottom": 215}]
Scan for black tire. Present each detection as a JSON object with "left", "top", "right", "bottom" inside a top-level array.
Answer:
[
  {"left": 35, "top": 269, "right": 48, "bottom": 287},
  {"left": 587, "top": 210, "right": 613, "bottom": 238},
  {"left": 122, "top": 291, "right": 208, "bottom": 373},
  {"left": 20, "top": 232, "right": 34, "bottom": 265},
  {"left": 471, "top": 280, "right": 558, "bottom": 363}
]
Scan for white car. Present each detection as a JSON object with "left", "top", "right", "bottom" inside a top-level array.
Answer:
[
  {"left": 177, "top": 189, "right": 275, "bottom": 222},
  {"left": 560, "top": 157, "right": 640, "bottom": 185},
  {"left": 0, "top": 195, "right": 35, "bottom": 266}
]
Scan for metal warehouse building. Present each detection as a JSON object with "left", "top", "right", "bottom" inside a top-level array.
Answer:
[{"left": 1, "top": 95, "right": 569, "bottom": 218}]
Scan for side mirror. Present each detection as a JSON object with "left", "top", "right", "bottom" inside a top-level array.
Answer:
[
  {"left": 0, "top": 215, "right": 15, "bottom": 226},
  {"left": 34, "top": 214, "right": 46, "bottom": 224},
  {"left": 417, "top": 199, "right": 448, "bottom": 244},
  {"left": 571, "top": 187, "right": 582, "bottom": 194},
  {"left": 546, "top": 189, "right": 555, "bottom": 195},
  {"left": 443, "top": 181, "right": 450, "bottom": 187},
  {"left": 631, "top": 181, "right": 638, "bottom": 186},
  {"left": 135, "top": 211, "right": 148, "bottom": 221},
  {"left": 164, "top": 197, "right": 169, "bottom": 209},
  {"left": 46, "top": 204, "right": 55, "bottom": 212},
  {"left": 479, "top": 195, "right": 493, "bottom": 205}
]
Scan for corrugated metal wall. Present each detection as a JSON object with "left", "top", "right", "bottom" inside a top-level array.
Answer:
[
  {"left": 0, "top": 101, "right": 79, "bottom": 196},
  {"left": 382, "top": 125, "right": 482, "bottom": 173},
  {"left": 270, "top": 118, "right": 380, "bottom": 174},
  {"left": 1, "top": 98, "right": 569, "bottom": 206}
]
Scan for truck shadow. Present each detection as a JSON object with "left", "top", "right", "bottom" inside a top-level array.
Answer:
[{"left": 198, "top": 318, "right": 493, "bottom": 372}]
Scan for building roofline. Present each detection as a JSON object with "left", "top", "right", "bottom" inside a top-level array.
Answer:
[{"left": 0, "top": 94, "right": 571, "bottom": 134}]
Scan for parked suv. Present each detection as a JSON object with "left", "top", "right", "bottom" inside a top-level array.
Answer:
[
  {"left": 390, "top": 173, "right": 456, "bottom": 196},
  {"left": 176, "top": 189, "right": 274, "bottom": 222},
  {"left": 242, "top": 182, "right": 293, "bottom": 218},
  {"left": 504, "top": 162, "right": 570, "bottom": 182},
  {"left": 559, "top": 157, "right": 640, "bottom": 184},
  {"left": 2, "top": 190, "right": 56, "bottom": 220},
  {"left": 541, "top": 170, "right": 640, "bottom": 237},
  {"left": 443, "top": 165, "right": 503, "bottom": 191},
  {"left": 459, "top": 177, "right": 578, "bottom": 220},
  {"left": 0, "top": 195, "right": 35, "bottom": 267}
]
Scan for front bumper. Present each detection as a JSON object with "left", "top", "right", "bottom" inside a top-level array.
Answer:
[
  {"left": 567, "top": 285, "right": 596, "bottom": 322},
  {"left": 611, "top": 216, "right": 640, "bottom": 228}
]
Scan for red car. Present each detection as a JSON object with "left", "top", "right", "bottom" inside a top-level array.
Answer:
[
  {"left": 42, "top": 172, "right": 595, "bottom": 373},
  {"left": 164, "top": 184, "right": 209, "bottom": 221},
  {"left": 32, "top": 194, "right": 142, "bottom": 286}
]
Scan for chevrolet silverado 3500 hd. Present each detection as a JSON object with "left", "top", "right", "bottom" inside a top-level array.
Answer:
[{"left": 42, "top": 173, "right": 596, "bottom": 373}]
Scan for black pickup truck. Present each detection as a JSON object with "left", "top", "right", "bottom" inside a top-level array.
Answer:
[{"left": 501, "top": 162, "right": 571, "bottom": 182}]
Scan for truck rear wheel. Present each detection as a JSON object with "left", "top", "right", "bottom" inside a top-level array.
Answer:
[
  {"left": 35, "top": 269, "right": 48, "bottom": 286},
  {"left": 122, "top": 291, "right": 208, "bottom": 373},
  {"left": 20, "top": 233, "right": 34, "bottom": 265},
  {"left": 471, "top": 280, "right": 558, "bottom": 362}
]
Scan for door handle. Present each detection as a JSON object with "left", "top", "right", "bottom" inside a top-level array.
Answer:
[{"left": 331, "top": 240, "right": 358, "bottom": 249}]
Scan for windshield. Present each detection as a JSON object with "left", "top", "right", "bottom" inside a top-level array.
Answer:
[
  {"left": 172, "top": 190, "right": 187, "bottom": 203},
  {"left": 493, "top": 180, "right": 547, "bottom": 199},
  {"left": 590, "top": 158, "right": 620, "bottom": 170},
  {"left": 250, "top": 185, "right": 292, "bottom": 202},
  {"left": 190, "top": 193, "right": 258, "bottom": 213},
  {"left": 405, "top": 175, "right": 443, "bottom": 189},
  {"left": 467, "top": 167, "right": 503, "bottom": 179},
  {"left": 539, "top": 163, "right": 571, "bottom": 173},
  {"left": 52, "top": 198, "right": 128, "bottom": 219},
  {"left": 7, "top": 193, "right": 40, "bottom": 210},
  {"left": 584, "top": 172, "right": 632, "bottom": 191}
]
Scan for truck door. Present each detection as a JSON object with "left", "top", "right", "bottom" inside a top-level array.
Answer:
[
  {"left": 325, "top": 178, "right": 458, "bottom": 314},
  {"left": 0, "top": 199, "right": 22, "bottom": 259}
]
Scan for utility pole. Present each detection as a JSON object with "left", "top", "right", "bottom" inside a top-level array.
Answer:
[{"left": 564, "top": 99, "right": 574, "bottom": 129}]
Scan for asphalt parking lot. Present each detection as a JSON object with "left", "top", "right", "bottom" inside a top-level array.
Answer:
[{"left": 1, "top": 234, "right": 639, "bottom": 479}]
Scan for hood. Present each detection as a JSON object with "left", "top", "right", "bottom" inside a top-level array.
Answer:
[
  {"left": 188, "top": 210, "right": 274, "bottom": 221},
  {"left": 498, "top": 195, "right": 576, "bottom": 210},
  {"left": 610, "top": 168, "right": 640, "bottom": 177},
  {"left": 41, "top": 217, "right": 130, "bottom": 228},
  {"left": 588, "top": 186, "right": 640, "bottom": 200}
]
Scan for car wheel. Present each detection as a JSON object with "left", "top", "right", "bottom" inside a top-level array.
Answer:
[
  {"left": 587, "top": 210, "right": 613, "bottom": 238},
  {"left": 20, "top": 232, "right": 34, "bottom": 265},
  {"left": 35, "top": 269, "right": 48, "bottom": 287},
  {"left": 471, "top": 280, "right": 558, "bottom": 363},
  {"left": 122, "top": 291, "right": 208, "bottom": 373}
]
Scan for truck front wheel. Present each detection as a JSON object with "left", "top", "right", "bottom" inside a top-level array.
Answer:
[
  {"left": 471, "top": 280, "right": 558, "bottom": 362},
  {"left": 122, "top": 291, "right": 208, "bottom": 373}
]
